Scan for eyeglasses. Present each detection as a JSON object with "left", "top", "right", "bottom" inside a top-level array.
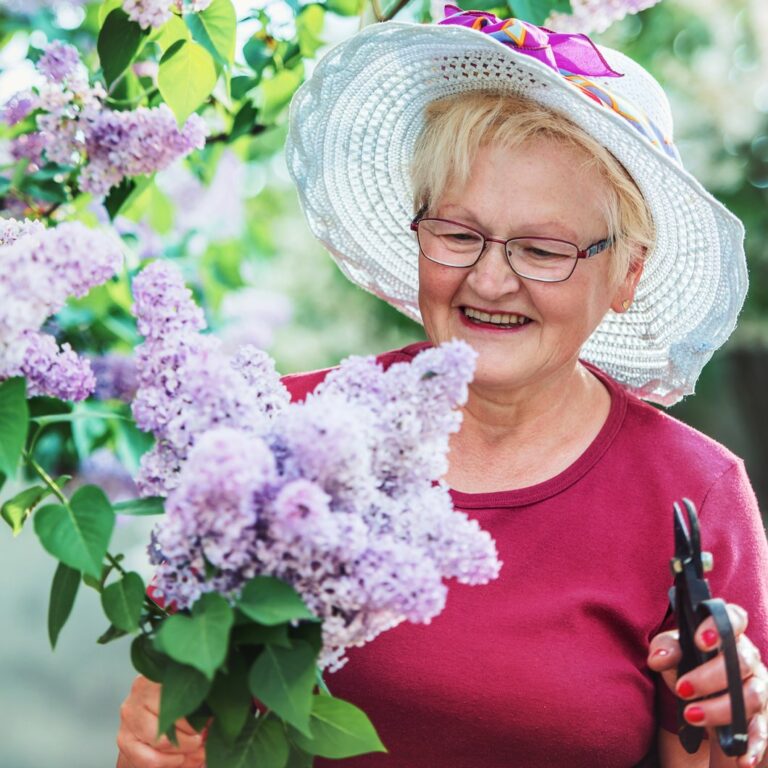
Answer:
[{"left": 410, "top": 213, "right": 613, "bottom": 283}]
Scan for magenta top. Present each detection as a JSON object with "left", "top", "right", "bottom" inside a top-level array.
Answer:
[{"left": 282, "top": 341, "right": 768, "bottom": 768}]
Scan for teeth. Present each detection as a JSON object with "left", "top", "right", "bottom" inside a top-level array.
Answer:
[{"left": 463, "top": 307, "right": 529, "bottom": 325}]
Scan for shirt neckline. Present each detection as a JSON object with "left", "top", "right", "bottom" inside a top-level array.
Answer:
[{"left": 394, "top": 341, "right": 628, "bottom": 509}]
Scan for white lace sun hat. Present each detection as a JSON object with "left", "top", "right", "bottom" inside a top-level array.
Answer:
[{"left": 285, "top": 8, "right": 747, "bottom": 406}]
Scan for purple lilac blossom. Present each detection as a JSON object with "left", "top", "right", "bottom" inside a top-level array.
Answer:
[
  {"left": 547, "top": 0, "right": 662, "bottom": 34},
  {"left": 8, "top": 43, "right": 205, "bottom": 194},
  {"left": 131, "top": 262, "right": 287, "bottom": 496},
  {"left": 137, "top": 268, "right": 501, "bottom": 669},
  {"left": 70, "top": 448, "right": 138, "bottom": 504},
  {"left": 0, "top": 220, "right": 123, "bottom": 400},
  {"left": 80, "top": 105, "right": 208, "bottom": 196},
  {"left": 37, "top": 40, "right": 81, "bottom": 84},
  {"left": 123, "top": 0, "right": 172, "bottom": 29},
  {"left": 2, "top": 92, "right": 36, "bottom": 126}
]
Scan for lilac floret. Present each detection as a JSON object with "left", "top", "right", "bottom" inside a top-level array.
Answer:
[{"left": 37, "top": 41, "right": 82, "bottom": 84}]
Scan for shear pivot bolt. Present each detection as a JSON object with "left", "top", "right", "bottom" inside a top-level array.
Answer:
[
  {"left": 670, "top": 558, "right": 684, "bottom": 574},
  {"left": 701, "top": 552, "right": 713, "bottom": 572}
]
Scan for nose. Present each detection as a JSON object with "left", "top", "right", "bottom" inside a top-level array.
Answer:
[{"left": 465, "top": 239, "right": 524, "bottom": 298}]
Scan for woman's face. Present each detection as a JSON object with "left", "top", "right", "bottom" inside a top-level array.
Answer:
[{"left": 417, "top": 137, "right": 641, "bottom": 394}]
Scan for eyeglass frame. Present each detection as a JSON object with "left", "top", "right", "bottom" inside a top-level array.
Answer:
[{"left": 409, "top": 208, "right": 614, "bottom": 284}]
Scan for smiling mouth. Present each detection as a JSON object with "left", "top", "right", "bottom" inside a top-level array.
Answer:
[{"left": 461, "top": 306, "right": 532, "bottom": 329}]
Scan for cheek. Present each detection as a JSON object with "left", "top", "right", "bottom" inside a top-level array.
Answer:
[{"left": 418, "top": 260, "right": 464, "bottom": 320}]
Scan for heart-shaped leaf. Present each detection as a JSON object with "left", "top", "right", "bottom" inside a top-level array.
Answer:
[
  {"left": 158, "top": 39, "right": 217, "bottom": 124},
  {"left": 155, "top": 592, "right": 233, "bottom": 679},
  {"left": 237, "top": 576, "right": 316, "bottom": 626},
  {"left": 248, "top": 640, "right": 317, "bottom": 736},
  {"left": 34, "top": 485, "right": 115, "bottom": 579},
  {"left": 98, "top": 8, "right": 147, "bottom": 86},
  {"left": 102, "top": 571, "right": 145, "bottom": 632},
  {"left": 185, "top": 0, "right": 236, "bottom": 67},
  {"left": 290, "top": 695, "right": 387, "bottom": 758},
  {"left": 206, "top": 652, "right": 251, "bottom": 743}
]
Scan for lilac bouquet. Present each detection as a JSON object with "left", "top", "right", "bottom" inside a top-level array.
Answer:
[{"left": 125, "top": 261, "right": 501, "bottom": 762}]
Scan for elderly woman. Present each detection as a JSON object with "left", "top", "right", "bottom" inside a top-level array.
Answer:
[{"left": 116, "top": 7, "right": 768, "bottom": 768}]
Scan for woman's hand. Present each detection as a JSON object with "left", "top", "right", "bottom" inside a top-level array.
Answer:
[
  {"left": 116, "top": 675, "right": 207, "bottom": 768},
  {"left": 648, "top": 604, "right": 768, "bottom": 767}
]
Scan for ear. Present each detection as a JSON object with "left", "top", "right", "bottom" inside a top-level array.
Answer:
[{"left": 610, "top": 245, "right": 646, "bottom": 313}]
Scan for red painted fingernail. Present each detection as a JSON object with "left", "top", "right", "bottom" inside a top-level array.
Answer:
[
  {"left": 676, "top": 679, "right": 695, "bottom": 698},
  {"left": 701, "top": 629, "right": 718, "bottom": 648},
  {"left": 685, "top": 706, "right": 706, "bottom": 724},
  {"left": 652, "top": 647, "right": 670, "bottom": 658}
]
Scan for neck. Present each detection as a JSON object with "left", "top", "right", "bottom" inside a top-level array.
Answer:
[{"left": 447, "top": 360, "right": 610, "bottom": 492}]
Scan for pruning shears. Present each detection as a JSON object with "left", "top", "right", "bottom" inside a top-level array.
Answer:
[{"left": 669, "top": 498, "right": 748, "bottom": 756}]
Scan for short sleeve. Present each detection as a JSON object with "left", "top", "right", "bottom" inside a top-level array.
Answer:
[{"left": 656, "top": 460, "right": 768, "bottom": 732}]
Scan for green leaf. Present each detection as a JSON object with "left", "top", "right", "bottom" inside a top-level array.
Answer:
[
  {"left": 131, "top": 634, "right": 170, "bottom": 683},
  {"left": 155, "top": 592, "right": 234, "bottom": 679},
  {"left": 290, "top": 696, "right": 386, "bottom": 759},
  {"left": 48, "top": 562, "right": 81, "bottom": 649},
  {"left": 229, "top": 101, "right": 259, "bottom": 142},
  {"left": 34, "top": 485, "right": 115, "bottom": 579},
  {"left": 285, "top": 745, "right": 313, "bottom": 768},
  {"left": 248, "top": 640, "right": 317, "bottom": 736},
  {"left": 98, "top": 0, "right": 123, "bottom": 26},
  {"left": 242, "top": 37, "right": 271, "bottom": 78},
  {"left": 113, "top": 497, "right": 165, "bottom": 516},
  {"left": 206, "top": 715, "right": 289, "bottom": 768},
  {"left": 0, "top": 377, "right": 29, "bottom": 479},
  {"left": 296, "top": 5, "right": 325, "bottom": 58},
  {"left": 101, "top": 571, "right": 145, "bottom": 632},
  {"left": 97, "top": 623, "right": 129, "bottom": 644},
  {"left": 105, "top": 177, "right": 136, "bottom": 219},
  {"left": 257, "top": 66, "right": 303, "bottom": 123},
  {"left": 509, "top": 0, "right": 570, "bottom": 25},
  {"left": 185, "top": 0, "right": 236, "bottom": 67},
  {"left": 326, "top": 0, "right": 363, "bottom": 15},
  {"left": 98, "top": 9, "right": 147, "bottom": 86},
  {"left": 158, "top": 662, "right": 212, "bottom": 739},
  {"left": 231, "top": 75, "right": 255, "bottom": 100},
  {"left": 237, "top": 577, "right": 316, "bottom": 626},
  {"left": 158, "top": 39, "right": 218, "bottom": 124},
  {"left": 206, "top": 652, "right": 252, "bottom": 743},
  {"left": 153, "top": 13, "right": 191, "bottom": 53},
  {"left": 1, "top": 485, "right": 47, "bottom": 535},
  {"left": 232, "top": 622, "right": 291, "bottom": 649}
]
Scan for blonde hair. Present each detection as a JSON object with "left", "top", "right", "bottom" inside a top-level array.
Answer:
[{"left": 410, "top": 91, "right": 655, "bottom": 284}]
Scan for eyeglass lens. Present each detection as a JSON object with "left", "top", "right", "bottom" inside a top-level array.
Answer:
[{"left": 416, "top": 219, "right": 580, "bottom": 282}]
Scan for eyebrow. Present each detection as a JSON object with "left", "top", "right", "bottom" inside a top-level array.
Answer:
[{"left": 438, "top": 203, "right": 581, "bottom": 243}]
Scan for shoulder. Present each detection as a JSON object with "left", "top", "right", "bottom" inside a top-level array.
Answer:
[
  {"left": 590, "top": 363, "right": 742, "bottom": 488},
  {"left": 280, "top": 341, "right": 432, "bottom": 403}
]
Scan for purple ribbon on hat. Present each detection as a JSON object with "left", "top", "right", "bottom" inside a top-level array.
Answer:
[{"left": 438, "top": 4, "right": 622, "bottom": 79}]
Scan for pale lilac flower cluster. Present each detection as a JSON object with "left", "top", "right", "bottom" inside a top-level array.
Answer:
[
  {"left": 137, "top": 264, "right": 501, "bottom": 668},
  {"left": 131, "top": 261, "right": 288, "bottom": 496},
  {"left": 0, "top": 219, "right": 123, "bottom": 400},
  {"left": 123, "top": 0, "right": 212, "bottom": 29},
  {"left": 7, "top": 41, "right": 207, "bottom": 195},
  {"left": 70, "top": 448, "right": 138, "bottom": 504},
  {"left": 80, "top": 105, "right": 207, "bottom": 195},
  {"left": 547, "top": 0, "right": 662, "bottom": 34}
]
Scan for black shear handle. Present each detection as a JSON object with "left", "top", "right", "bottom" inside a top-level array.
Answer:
[{"left": 678, "top": 597, "right": 748, "bottom": 757}]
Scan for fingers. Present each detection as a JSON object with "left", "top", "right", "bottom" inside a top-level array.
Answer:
[
  {"left": 739, "top": 711, "right": 768, "bottom": 768},
  {"left": 677, "top": 674, "right": 768, "bottom": 728},
  {"left": 675, "top": 636, "right": 764, "bottom": 701},
  {"left": 118, "top": 675, "right": 207, "bottom": 768},
  {"left": 647, "top": 629, "right": 681, "bottom": 672},
  {"left": 693, "top": 603, "right": 749, "bottom": 653}
]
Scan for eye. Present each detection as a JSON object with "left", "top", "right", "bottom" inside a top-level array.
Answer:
[{"left": 526, "top": 247, "right": 565, "bottom": 259}]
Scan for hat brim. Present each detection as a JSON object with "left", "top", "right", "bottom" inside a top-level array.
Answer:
[{"left": 285, "top": 21, "right": 746, "bottom": 405}]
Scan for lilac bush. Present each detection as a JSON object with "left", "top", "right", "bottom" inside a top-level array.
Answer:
[
  {"left": 6, "top": 41, "right": 207, "bottom": 196},
  {"left": 547, "top": 0, "right": 662, "bottom": 33},
  {"left": 124, "top": 0, "right": 213, "bottom": 29},
  {"left": 0, "top": 219, "right": 123, "bottom": 400},
  {"left": 132, "top": 260, "right": 501, "bottom": 670}
]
